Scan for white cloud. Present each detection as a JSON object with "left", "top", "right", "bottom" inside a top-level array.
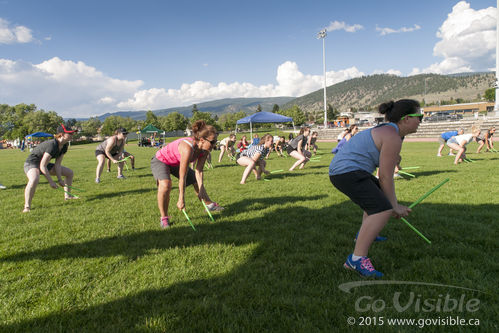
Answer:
[
  {"left": 0, "top": 18, "right": 34, "bottom": 44},
  {"left": 372, "top": 69, "right": 402, "bottom": 76},
  {"left": 0, "top": 57, "right": 143, "bottom": 117},
  {"left": 411, "top": 1, "right": 496, "bottom": 75},
  {"left": 117, "top": 61, "right": 365, "bottom": 110},
  {"left": 1, "top": 57, "right": 374, "bottom": 117},
  {"left": 326, "top": 21, "right": 363, "bottom": 33},
  {"left": 376, "top": 24, "right": 421, "bottom": 36}
]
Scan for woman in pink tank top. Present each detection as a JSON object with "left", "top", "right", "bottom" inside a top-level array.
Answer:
[{"left": 150, "top": 120, "right": 224, "bottom": 228}]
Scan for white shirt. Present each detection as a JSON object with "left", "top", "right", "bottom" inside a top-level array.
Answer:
[{"left": 454, "top": 134, "right": 473, "bottom": 146}]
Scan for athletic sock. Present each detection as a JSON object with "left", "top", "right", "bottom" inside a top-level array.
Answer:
[{"left": 352, "top": 254, "right": 363, "bottom": 261}]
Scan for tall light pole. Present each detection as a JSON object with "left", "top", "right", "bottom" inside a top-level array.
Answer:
[{"left": 317, "top": 29, "right": 328, "bottom": 128}]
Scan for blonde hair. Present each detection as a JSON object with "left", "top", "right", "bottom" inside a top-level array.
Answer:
[{"left": 260, "top": 134, "right": 273, "bottom": 143}]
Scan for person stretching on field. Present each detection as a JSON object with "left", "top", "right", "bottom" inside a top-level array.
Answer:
[
  {"left": 307, "top": 131, "right": 319, "bottom": 155},
  {"left": 95, "top": 128, "right": 128, "bottom": 183},
  {"left": 476, "top": 127, "right": 495, "bottom": 153},
  {"left": 218, "top": 134, "right": 236, "bottom": 162},
  {"left": 151, "top": 120, "right": 223, "bottom": 228},
  {"left": 330, "top": 99, "right": 422, "bottom": 277},
  {"left": 446, "top": 126, "right": 481, "bottom": 164},
  {"left": 437, "top": 128, "right": 463, "bottom": 157},
  {"left": 23, "top": 125, "right": 78, "bottom": 212},
  {"left": 236, "top": 134, "right": 273, "bottom": 184},
  {"left": 287, "top": 127, "right": 311, "bottom": 171}
]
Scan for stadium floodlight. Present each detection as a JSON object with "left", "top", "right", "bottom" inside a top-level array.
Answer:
[{"left": 317, "top": 29, "right": 328, "bottom": 129}]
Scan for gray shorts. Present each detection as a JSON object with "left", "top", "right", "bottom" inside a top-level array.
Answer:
[
  {"left": 24, "top": 162, "right": 54, "bottom": 174},
  {"left": 447, "top": 138, "right": 458, "bottom": 146},
  {"left": 150, "top": 156, "right": 197, "bottom": 186},
  {"left": 438, "top": 137, "right": 446, "bottom": 144}
]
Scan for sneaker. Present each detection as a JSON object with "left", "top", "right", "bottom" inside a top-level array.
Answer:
[
  {"left": 448, "top": 152, "right": 455, "bottom": 156},
  {"left": 95, "top": 178, "right": 100, "bottom": 184},
  {"left": 436, "top": 154, "right": 442, "bottom": 157},
  {"left": 0, "top": 184, "right": 6, "bottom": 189},
  {"left": 344, "top": 254, "right": 383, "bottom": 278},
  {"left": 106, "top": 169, "right": 110, "bottom": 173},
  {"left": 207, "top": 202, "right": 224, "bottom": 211},
  {"left": 160, "top": 216, "right": 172, "bottom": 228},
  {"left": 393, "top": 173, "right": 402, "bottom": 179},
  {"left": 355, "top": 232, "right": 387, "bottom": 242},
  {"left": 65, "top": 194, "right": 80, "bottom": 200},
  {"left": 117, "top": 175, "right": 126, "bottom": 179}
]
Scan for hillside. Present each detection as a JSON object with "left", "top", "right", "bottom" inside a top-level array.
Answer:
[
  {"left": 94, "top": 97, "right": 294, "bottom": 121},
  {"left": 282, "top": 72, "right": 495, "bottom": 113}
]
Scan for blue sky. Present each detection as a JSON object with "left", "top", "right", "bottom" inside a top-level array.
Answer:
[{"left": 0, "top": 0, "right": 496, "bottom": 117}]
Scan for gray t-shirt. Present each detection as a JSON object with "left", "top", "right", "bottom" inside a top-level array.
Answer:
[
  {"left": 25, "top": 139, "right": 68, "bottom": 165},
  {"left": 96, "top": 136, "right": 124, "bottom": 155}
]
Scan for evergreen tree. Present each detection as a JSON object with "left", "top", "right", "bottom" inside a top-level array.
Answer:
[
  {"left": 192, "top": 104, "right": 199, "bottom": 116},
  {"left": 484, "top": 88, "right": 495, "bottom": 101},
  {"left": 272, "top": 104, "right": 279, "bottom": 113}
]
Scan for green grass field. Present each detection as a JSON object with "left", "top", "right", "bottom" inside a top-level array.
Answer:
[{"left": 0, "top": 140, "right": 497, "bottom": 332}]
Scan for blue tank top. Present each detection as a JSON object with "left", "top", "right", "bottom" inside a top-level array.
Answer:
[{"left": 329, "top": 123, "right": 399, "bottom": 176}]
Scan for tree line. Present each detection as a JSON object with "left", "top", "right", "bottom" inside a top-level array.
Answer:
[{"left": 0, "top": 103, "right": 310, "bottom": 140}]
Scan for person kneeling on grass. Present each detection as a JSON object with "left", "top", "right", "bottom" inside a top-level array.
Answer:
[
  {"left": 445, "top": 126, "right": 481, "bottom": 165},
  {"left": 23, "top": 124, "right": 78, "bottom": 213},
  {"left": 151, "top": 120, "right": 223, "bottom": 229},
  {"left": 236, "top": 134, "right": 273, "bottom": 184},
  {"left": 329, "top": 99, "right": 422, "bottom": 277}
]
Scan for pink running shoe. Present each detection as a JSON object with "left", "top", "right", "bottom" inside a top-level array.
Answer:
[
  {"left": 207, "top": 202, "right": 224, "bottom": 211},
  {"left": 160, "top": 216, "right": 172, "bottom": 228}
]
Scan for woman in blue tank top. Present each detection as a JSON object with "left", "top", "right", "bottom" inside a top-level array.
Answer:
[{"left": 329, "top": 99, "right": 422, "bottom": 278}]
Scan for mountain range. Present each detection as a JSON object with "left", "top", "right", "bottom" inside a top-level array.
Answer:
[
  {"left": 84, "top": 72, "right": 495, "bottom": 121},
  {"left": 91, "top": 97, "right": 294, "bottom": 122}
]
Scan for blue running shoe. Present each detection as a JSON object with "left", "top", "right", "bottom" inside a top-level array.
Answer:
[
  {"left": 344, "top": 254, "right": 383, "bottom": 278},
  {"left": 355, "top": 232, "right": 387, "bottom": 242}
]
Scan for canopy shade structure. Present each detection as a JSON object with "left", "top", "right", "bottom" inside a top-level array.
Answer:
[
  {"left": 138, "top": 124, "right": 165, "bottom": 147},
  {"left": 25, "top": 132, "right": 54, "bottom": 139},
  {"left": 139, "top": 124, "right": 162, "bottom": 134},
  {"left": 236, "top": 112, "right": 294, "bottom": 138}
]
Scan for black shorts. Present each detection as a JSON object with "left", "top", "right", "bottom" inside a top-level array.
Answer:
[
  {"left": 330, "top": 170, "right": 392, "bottom": 215},
  {"left": 286, "top": 146, "right": 296, "bottom": 155},
  {"left": 95, "top": 150, "right": 120, "bottom": 159},
  {"left": 150, "top": 157, "right": 197, "bottom": 186}
]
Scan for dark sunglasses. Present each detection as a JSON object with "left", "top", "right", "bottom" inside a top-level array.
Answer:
[
  {"left": 401, "top": 113, "right": 423, "bottom": 121},
  {"left": 205, "top": 138, "right": 217, "bottom": 146}
]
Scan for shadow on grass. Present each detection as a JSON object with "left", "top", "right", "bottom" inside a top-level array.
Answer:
[
  {"left": 85, "top": 188, "right": 156, "bottom": 202},
  {"left": 2, "top": 201, "right": 497, "bottom": 331}
]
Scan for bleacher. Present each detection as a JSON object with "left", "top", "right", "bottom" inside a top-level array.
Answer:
[{"left": 317, "top": 117, "right": 498, "bottom": 140}]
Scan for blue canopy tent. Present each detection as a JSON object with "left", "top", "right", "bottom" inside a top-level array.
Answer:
[
  {"left": 25, "top": 132, "right": 54, "bottom": 139},
  {"left": 236, "top": 112, "right": 294, "bottom": 138}
]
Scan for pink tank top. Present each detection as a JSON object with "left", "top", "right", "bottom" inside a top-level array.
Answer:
[{"left": 155, "top": 137, "right": 194, "bottom": 166}]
